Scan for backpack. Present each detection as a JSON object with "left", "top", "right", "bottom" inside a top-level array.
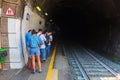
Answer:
[{"left": 45, "top": 34, "right": 50, "bottom": 45}]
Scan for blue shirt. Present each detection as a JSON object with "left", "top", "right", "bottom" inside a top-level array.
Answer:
[
  {"left": 28, "top": 35, "right": 43, "bottom": 48},
  {"left": 25, "top": 32, "right": 32, "bottom": 47}
]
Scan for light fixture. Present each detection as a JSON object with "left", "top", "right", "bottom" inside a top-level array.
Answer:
[
  {"left": 45, "top": 12, "right": 48, "bottom": 16},
  {"left": 50, "top": 19, "right": 52, "bottom": 22},
  {"left": 36, "top": 6, "right": 41, "bottom": 11}
]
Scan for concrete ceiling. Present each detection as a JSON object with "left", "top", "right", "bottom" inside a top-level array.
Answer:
[{"left": 29, "top": 0, "right": 120, "bottom": 21}]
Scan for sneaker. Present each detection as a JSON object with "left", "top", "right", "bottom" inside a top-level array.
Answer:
[
  {"left": 31, "top": 71, "right": 36, "bottom": 74},
  {"left": 43, "top": 60, "right": 46, "bottom": 62},
  {"left": 43, "top": 59, "right": 46, "bottom": 62},
  {"left": 38, "top": 70, "right": 43, "bottom": 73}
]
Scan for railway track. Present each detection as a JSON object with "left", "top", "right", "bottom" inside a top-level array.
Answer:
[{"left": 63, "top": 46, "right": 120, "bottom": 80}]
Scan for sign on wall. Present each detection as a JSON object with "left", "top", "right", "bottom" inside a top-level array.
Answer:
[
  {"left": 26, "top": 13, "right": 30, "bottom": 20},
  {"left": 5, "top": 7, "right": 14, "bottom": 16}
]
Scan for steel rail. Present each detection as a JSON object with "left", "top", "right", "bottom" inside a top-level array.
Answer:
[
  {"left": 63, "top": 45, "right": 90, "bottom": 80},
  {"left": 72, "top": 52, "right": 90, "bottom": 80},
  {"left": 83, "top": 48, "right": 120, "bottom": 80}
]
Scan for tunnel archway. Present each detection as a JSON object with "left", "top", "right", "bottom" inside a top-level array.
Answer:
[{"left": 33, "top": 0, "right": 120, "bottom": 58}]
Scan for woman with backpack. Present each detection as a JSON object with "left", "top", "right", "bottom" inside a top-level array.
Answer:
[{"left": 28, "top": 29, "right": 43, "bottom": 74}]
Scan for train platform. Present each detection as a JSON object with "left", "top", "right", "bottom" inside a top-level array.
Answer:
[{"left": 0, "top": 44, "right": 72, "bottom": 80}]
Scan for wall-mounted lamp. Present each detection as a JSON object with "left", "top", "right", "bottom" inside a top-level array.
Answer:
[
  {"left": 36, "top": 6, "right": 42, "bottom": 11},
  {"left": 45, "top": 12, "right": 48, "bottom": 16},
  {"left": 50, "top": 19, "right": 52, "bottom": 22}
]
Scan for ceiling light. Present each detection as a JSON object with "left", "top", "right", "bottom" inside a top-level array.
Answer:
[{"left": 36, "top": 6, "right": 41, "bottom": 11}]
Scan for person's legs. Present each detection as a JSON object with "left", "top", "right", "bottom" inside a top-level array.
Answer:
[
  {"left": 27, "top": 57, "right": 32, "bottom": 69},
  {"left": 27, "top": 57, "right": 30, "bottom": 67},
  {"left": 46, "top": 46, "right": 48, "bottom": 58},
  {"left": 34, "top": 48, "right": 42, "bottom": 73},
  {"left": 26, "top": 47, "right": 33, "bottom": 70},
  {"left": 41, "top": 48, "right": 47, "bottom": 61},
  {"left": 47, "top": 45, "right": 51, "bottom": 57},
  {"left": 31, "top": 55, "right": 35, "bottom": 73},
  {"left": 35, "top": 56, "right": 42, "bottom": 72}
]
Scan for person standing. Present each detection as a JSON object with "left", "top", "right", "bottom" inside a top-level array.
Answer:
[
  {"left": 45, "top": 30, "right": 53, "bottom": 57},
  {"left": 28, "top": 29, "right": 43, "bottom": 74},
  {"left": 37, "top": 29, "right": 47, "bottom": 62},
  {"left": 25, "top": 29, "right": 32, "bottom": 70}
]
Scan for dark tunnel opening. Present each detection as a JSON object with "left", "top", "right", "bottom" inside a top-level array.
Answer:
[
  {"left": 52, "top": 5, "right": 109, "bottom": 46},
  {"left": 45, "top": 0, "right": 120, "bottom": 58}
]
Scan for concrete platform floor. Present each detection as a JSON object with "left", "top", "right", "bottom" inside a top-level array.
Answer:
[
  {"left": 54, "top": 45, "right": 72, "bottom": 80},
  {"left": 0, "top": 44, "right": 72, "bottom": 80},
  {"left": 0, "top": 57, "right": 50, "bottom": 80}
]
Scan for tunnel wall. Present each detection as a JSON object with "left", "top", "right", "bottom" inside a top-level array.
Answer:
[
  {"left": 101, "top": 19, "right": 120, "bottom": 59},
  {"left": 78, "top": 0, "right": 120, "bottom": 59},
  {"left": 91, "top": 17, "right": 120, "bottom": 60},
  {"left": 0, "top": 0, "right": 26, "bottom": 70},
  {"left": 97, "top": 0, "right": 120, "bottom": 59}
]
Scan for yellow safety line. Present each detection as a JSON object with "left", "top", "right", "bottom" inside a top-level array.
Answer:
[{"left": 46, "top": 45, "right": 57, "bottom": 80}]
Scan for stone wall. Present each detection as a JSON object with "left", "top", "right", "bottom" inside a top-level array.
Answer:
[
  {"left": 0, "top": 0, "right": 46, "bottom": 69},
  {"left": 0, "top": 0, "right": 26, "bottom": 69}
]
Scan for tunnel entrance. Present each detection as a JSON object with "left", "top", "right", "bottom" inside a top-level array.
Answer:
[
  {"left": 46, "top": 0, "right": 120, "bottom": 59},
  {"left": 29, "top": 0, "right": 120, "bottom": 58}
]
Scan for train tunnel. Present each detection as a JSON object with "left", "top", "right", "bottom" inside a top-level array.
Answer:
[
  {"left": 38, "top": 0, "right": 120, "bottom": 58},
  {"left": 0, "top": 0, "right": 120, "bottom": 71}
]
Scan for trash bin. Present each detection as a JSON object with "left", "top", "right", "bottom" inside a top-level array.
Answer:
[{"left": 0, "top": 48, "right": 7, "bottom": 63}]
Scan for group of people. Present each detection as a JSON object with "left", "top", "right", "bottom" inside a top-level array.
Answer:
[{"left": 25, "top": 29, "right": 53, "bottom": 74}]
